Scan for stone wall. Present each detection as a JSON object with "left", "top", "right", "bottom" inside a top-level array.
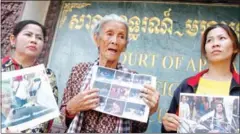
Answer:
[{"left": 1, "top": 1, "right": 25, "bottom": 58}]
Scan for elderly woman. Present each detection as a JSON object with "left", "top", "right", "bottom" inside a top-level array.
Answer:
[{"left": 60, "top": 14, "right": 160, "bottom": 133}]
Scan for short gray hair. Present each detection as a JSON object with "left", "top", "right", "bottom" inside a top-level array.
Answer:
[{"left": 92, "top": 14, "right": 129, "bottom": 41}]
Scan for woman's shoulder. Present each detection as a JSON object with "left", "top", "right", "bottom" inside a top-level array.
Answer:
[
  {"left": 1, "top": 56, "right": 14, "bottom": 72},
  {"left": 2, "top": 56, "right": 11, "bottom": 64}
]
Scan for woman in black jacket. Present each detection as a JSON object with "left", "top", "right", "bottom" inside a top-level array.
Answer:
[{"left": 161, "top": 23, "right": 240, "bottom": 133}]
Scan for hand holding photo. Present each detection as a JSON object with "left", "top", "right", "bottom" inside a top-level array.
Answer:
[{"left": 90, "top": 66, "right": 156, "bottom": 123}]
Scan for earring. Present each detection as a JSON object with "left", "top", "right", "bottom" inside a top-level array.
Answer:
[{"left": 11, "top": 44, "right": 16, "bottom": 49}]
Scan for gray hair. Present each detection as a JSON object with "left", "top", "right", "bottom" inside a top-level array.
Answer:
[{"left": 92, "top": 14, "right": 129, "bottom": 41}]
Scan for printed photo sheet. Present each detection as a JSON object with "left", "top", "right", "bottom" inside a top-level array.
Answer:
[
  {"left": 1, "top": 64, "right": 60, "bottom": 132},
  {"left": 89, "top": 66, "right": 157, "bottom": 123}
]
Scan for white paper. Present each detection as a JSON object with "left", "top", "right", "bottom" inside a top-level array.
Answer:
[
  {"left": 89, "top": 66, "right": 157, "bottom": 123},
  {"left": 178, "top": 93, "right": 239, "bottom": 133},
  {"left": 1, "top": 64, "right": 60, "bottom": 132}
]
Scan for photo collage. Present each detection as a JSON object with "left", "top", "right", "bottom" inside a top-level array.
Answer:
[
  {"left": 178, "top": 93, "right": 239, "bottom": 133},
  {"left": 90, "top": 66, "right": 156, "bottom": 123}
]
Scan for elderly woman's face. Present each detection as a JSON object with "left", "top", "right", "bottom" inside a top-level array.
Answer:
[{"left": 94, "top": 21, "right": 128, "bottom": 62}]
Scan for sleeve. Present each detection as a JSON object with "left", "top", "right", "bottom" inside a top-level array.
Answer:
[
  {"left": 161, "top": 79, "right": 187, "bottom": 133},
  {"left": 59, "top": 64, "right": 87, "bottom": 129}
]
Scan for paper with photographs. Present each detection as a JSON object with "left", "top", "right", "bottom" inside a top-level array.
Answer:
[
  {"left": 1, "top": 64, "right": 60, "bottom": 132},
  {"left": 178, "top": 93, "right": 239, "bottom": 133},
  {"left": 89, "top": 66, "right": 156, "bottom": 123}
]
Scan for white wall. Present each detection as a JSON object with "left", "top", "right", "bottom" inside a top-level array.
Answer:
[{"left": 20, "top": 1, "right": 50, "bottom": 24}]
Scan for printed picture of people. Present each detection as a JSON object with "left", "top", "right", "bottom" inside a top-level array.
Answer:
[
  {"left": 123, "top": 102, "right": 146, "bottom": 121},
  {"left": 2, "top": 73, "right": 54, "bottom": 129},
  {"left": 90, "top": 66, "right": 154, "bottom": 123},
  {"left": 96, "top": 66, "right": 115, "bottom": 82},
  {"left": 104, "top": 99, "right": 125, "bottom": 116},
  {"left": 92, "top": 81, "right": 111, "bottom": 96},
  {"left": 178, "top": 93, "right": 239, "bottom": 133},
  {"left": 127, "top": 88, "right": 144, "bottom": 104},
  {"left": 109, "top": 84, "right": 130, "bottom": 100},
  {"left": 132, "top": 75, "right": 152, "bottom": 88},
  {"left": 1, "top": 65, "right": 60, "bottom": 132},
  {"left": 95, "top": 96, "right": 107, "bottom": 111},
  {"left": 113, "top": 71, "right": 133, "bottom": 86}
]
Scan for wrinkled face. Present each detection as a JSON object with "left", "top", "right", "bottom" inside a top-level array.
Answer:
[
  {"left": 11, "top": 24, "right": 44, "bottom": 58},
  {"left": 94, "top": 21, "right": 128, "bottom": 62},
  {"left": 205, "top": 27, "right": 234, "bottom": 63},
  {"left": 216, "top": 103, "right": 223, "bottom": 113}
]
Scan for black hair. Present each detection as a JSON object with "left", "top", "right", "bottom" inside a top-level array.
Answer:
[
  {"left": 13, "top": 20, "right": 46, "bottom": 40},
  {"left": 201, "top": 23, "right": 240, "bottom": 69}
]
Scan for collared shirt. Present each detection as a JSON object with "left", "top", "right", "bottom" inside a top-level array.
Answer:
[{"left": 1, "top": 56, "right": 58, "bottom": 133}]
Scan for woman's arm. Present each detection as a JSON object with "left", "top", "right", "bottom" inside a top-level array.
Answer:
[
  {"left": 161, "top": 79, "right": 188, "bottom": 133},
  {"left": 59, "top": 63, "right": 92, "bottom": 128},
  {"left": 59, "top": 65, "right": 81, "bottom": 128}
]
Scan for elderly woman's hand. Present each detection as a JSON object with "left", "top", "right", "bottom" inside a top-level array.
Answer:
[
  {"left": 66, "top": 88, "right": 100, "bottom": 116},
  {"left": 140, "top": 84, "right": 160, "bottom": 116}
]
